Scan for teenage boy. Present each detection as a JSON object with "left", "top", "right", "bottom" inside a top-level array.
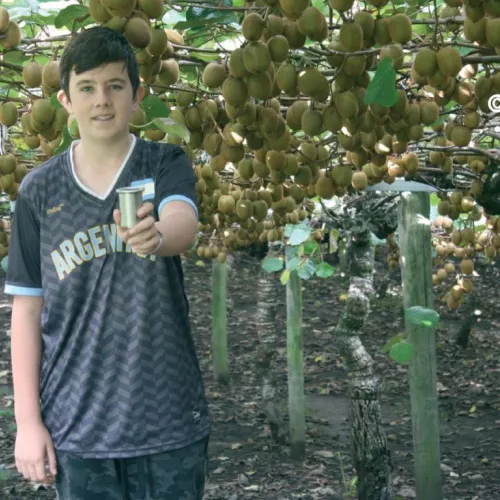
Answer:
[{"left": 5, "top": 26, "right": 210, "bottom": 499}]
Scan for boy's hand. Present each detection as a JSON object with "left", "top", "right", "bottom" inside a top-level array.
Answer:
[
  {"left": 15, "top": 421, "right": 57, "bottom": 485},
  {"left": 113, "top": 202, "right": 161, "bottom": 255}
]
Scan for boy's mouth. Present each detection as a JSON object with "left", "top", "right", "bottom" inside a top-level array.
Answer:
[{"left": 93, "top": 114, "right": 114, "bottom": 122}]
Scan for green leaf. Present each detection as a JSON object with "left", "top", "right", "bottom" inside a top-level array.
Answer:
[
  {"left": 286, "top": 256, "right": 300, "bottom": 271},
  {"left": 289, "top": 225, "right": 312, "bottom": 246},
  {"left": 153, "top": 117, "right": 191, "bottom": 142},
  {"left": 381, "top": 333, "right": 405, "bottom": 353},
  {"left": 316, "top": 262, "right": 334, "bottom": 279},
  {"left": 261, "top": 256, "right": 284, "bottom": 273},
  {"left": 406, "top": 306, "right": 440, "bottom": 328},
  {"left": 390, "top": 341, "right": 413, "bottom": 364},
  {"left": 3, "top": 50, "right": 29, "bottom": 64},
  {"left": 430, "top": 193, "right": 440, "bottom": 206},
  {"left": 1, "top": 256, "right": 8, "bottom": 273},
  {"left": 303, "top": 239, "right": 320, "bottom": 254},
  {"left": 285, "top": 245, "right": 298, "bottom": 259},
  {"left": 50, "top": 93, "right": 62, "bottom": 109},
  {"left": 364, "top": 57, "right": 398, "bottom": 107},
  {"left": 55, "top": 5, "right": 89, "bottom": 30},
  {"left": 141, "top": 95, "right": 170, "bottom": 122},
  {"left": 280, "top": 269, "right": 290, "bottom": 285},
  {"left": 54, "top": 125, "right": 73, "bottom": 156},
  {"left": 297, "top": 259, "right": 316, "bottom": 280}
]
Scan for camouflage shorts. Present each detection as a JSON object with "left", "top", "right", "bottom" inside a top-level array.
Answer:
[{"left": 54, "top": 436, "right": 209, "bottom": 500}]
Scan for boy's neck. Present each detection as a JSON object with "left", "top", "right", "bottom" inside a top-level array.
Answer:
[{"left": 74, "top": 133, "right": 135, "bottom": 175}]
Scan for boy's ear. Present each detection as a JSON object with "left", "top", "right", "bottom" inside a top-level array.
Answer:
[
  {"left": 133, "top": 85, "right": 145, "bottom": 106},
  {"left": 57, "top": 89, "right": 72, "bottom": 112}
]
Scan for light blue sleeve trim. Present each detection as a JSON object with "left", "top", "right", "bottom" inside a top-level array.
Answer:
[
  {"left": 131, "top": 178, "right": 154, "bottom": 187},
  {"left": 4, "top": 284, "right": 43, "bottom": 296},
  {"left": 143, "top": 194, "right": 154, "bottom": 201},
  {"left": 158, "top": 195, "right": 199, "bottom": 220}
]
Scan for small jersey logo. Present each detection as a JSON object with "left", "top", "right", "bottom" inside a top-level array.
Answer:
[
  {"left": 46, "top": 203, "right": 64, "bottom": 215},
  {"left": 131, "top": 178, "right": 155, "bottom": 201}
]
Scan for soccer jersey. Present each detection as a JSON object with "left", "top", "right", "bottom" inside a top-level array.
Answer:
[{"left": 5, "top": 135, "right": 210, "bottom": 458}]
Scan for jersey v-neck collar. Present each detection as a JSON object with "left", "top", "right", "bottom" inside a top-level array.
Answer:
[{"left": 68, "top": 134, "right": 137, "bottom": 202}]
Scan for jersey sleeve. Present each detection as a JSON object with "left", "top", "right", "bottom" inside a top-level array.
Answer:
[
  {"left": 155, "top": 145, "right": 198, "bottom": 220},
  {"left": 4, "top": 192, "right": 43, "bottom": 296}
]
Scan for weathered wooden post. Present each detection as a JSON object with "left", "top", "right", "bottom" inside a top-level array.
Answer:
[
  {"left": 286, "top": 268, "right": 305, "bottom": 459},
  {"left": 212, "top": 259, "right": 228, "bottom": 384},
  {"left": 368, "top": 181, "right": 442, "bottom": 500}
]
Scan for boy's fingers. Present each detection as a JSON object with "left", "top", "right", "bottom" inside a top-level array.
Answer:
[
  {"left": 137, "top": 202, "right": 154, "bottom": 218},
  {"left": 46, "top": 442, "right": 57, "bottom": 476}
]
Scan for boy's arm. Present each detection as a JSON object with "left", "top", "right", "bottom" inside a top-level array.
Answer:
[{"left": 11, "top": 295, "right": 44, "bottom": 425}]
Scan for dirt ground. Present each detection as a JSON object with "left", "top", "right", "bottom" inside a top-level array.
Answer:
[{"left": 1, "top": 247, "right": 500, "bottom": 500}]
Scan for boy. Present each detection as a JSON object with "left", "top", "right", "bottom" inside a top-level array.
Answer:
[{"left": 5, "top": 26, "right": 210, "bottom": 499}]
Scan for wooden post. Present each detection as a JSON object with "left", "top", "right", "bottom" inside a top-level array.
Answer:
[
  {"left": 212, "top": 259, "right": 229, "bottom": 385},
  {"left": 286, "top": 269, "right": 305, "bottom": 459},
  {"left": 398, "top": 192, "right": 442, "bottom": 500}
]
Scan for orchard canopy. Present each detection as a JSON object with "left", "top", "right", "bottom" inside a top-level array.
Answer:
[{"left": 0, "top": 0, "right": 499, "bottom": 306}]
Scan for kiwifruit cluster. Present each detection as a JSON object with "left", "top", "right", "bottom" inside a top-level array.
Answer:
[
  {"left": 0, "top": 154, "right": 28, "bottom": 201},
  {"left": 19, "top": 98, "right": 70, "bottom": 156},
  {"left": 0, "top": 219, "right": 9, "bottom": 259},
  {"left": 0, "top": 6, "right": 21, "bottom": 49}
]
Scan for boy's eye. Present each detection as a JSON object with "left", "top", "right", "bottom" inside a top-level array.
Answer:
[
  {"left": 80, "top": 86, "right": 92, "bottom": 92},
  {"left": 110, "top": 85, "right": 123, "bottom": 90}
]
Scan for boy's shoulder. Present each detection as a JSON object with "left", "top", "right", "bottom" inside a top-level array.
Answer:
[
  {"left": 135, "top": 138, "right": 190, "bottom": 174},
  {"left": 17, "top": 150, "right": 67, "bottom": 200}
]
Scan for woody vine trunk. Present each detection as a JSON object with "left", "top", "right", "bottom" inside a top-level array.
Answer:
[{"left": 335, "top": 231, "right": 394, "bottom": 500}]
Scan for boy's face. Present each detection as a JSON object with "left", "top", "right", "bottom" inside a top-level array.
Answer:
[{"left": 57, "top": 62, "right": 144, "bottom": 144}]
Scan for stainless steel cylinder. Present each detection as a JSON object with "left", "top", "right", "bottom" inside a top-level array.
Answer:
[{"left": 116, "top": 186, "right": 144, "bottom": 228}]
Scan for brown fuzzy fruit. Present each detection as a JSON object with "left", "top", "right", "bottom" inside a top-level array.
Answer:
[{"left": 387, "top": 14, "right": 412, "bottom": 44}]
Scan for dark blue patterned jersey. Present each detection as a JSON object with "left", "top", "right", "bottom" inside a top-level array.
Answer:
[{"left": 5, "top": 135, "right": 210, "bottom": 458}]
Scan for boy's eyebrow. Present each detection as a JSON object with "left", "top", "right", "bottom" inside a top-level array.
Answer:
[{"left": 75, "top": 78, "right": 127, "bottom": 85}]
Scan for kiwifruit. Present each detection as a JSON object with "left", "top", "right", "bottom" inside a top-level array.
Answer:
[
  {"left": 297, "top": 6, "right": 327, "bottom": 41},
  {"left": 279, "top": 0, "right": 309, "bottom": 19},
  {"left": 147, "top": 27, "right": 168, "bottom": 56},
  {"left": 351, "top": 171, "right": 368, "bottom": 190},
  {"left": 402, "top": 152, "right": 419, "bottom": 174},
  {"left": 464, "top": 17, "right": 487, "bottom": 43},
  {"left": 315, "top": 175, "right": 335, "bottom": 199},
  {"left": 450, "top": 125, "right": 472, "bottom": 147},
  {"left": 242, "top": 41, "right": 271, "bottom": 74},
  {"left": 101, "top": 0, "right": 136, "bottom": 17},
  {"left": 0, "top": 102, "right": 18, "bottom": 127},
  {"left": 486, "top": 17, "right": 500, "bottom": 47},
  {"left": 334, "top": 91, "right": 359, "bottom": 119},
  {"left": 89, "top": 0, "right": 112, "bottom": 22},
  {"left": 262, "top": 15, "right": 285, "bottom": 41},
  {"left": 282, "top": 19, "right": 307, "bottom": 48},
  {"left": 158, "top": 58, "right": 180, "bottom": 85},
  {"left": 276, "top": 63, "right": 297, "bottom": 93},
  {"left": 1, "top": 21, "right": 21, "bottom": 49},
  {"left": 0, "top": 6, "right": 9, "bottom": 32},
  {"left": 301, "top": 108, "right": 323, "bottom": 136},
  {"left": 124, "top": 17, "right": 151, "bottom": 48},
  {"left": 286, "top": 100, "right": 308, "bottom": 129},
  {"left": 388, "top": 14, "right": 413, "bottom": 44},
  {"left": 242, "top": 13, "right": 265, "bottom": 41},
  {"left": 297, "top": 68, "right": 329, "bottom": 100},
  {"left": 222, "top": 77, "right": 248, "bottom": 107},
  {"left": 138, "top": 0, "right": 164, "bottom": 19},
  {"left": 463, "top": 111, "right": 480, "bottom": 129},
  {"left": 247, "top": 72, "right": 273, "bottom": 100},
  {"left": 0, "top": 154, "right": 17, "bottom": 175},
  {"left": 413, "top": 47, "right": 438, "bottom": 77},
  {"left": 420, "top": 100, "right": 439, "bottom": 125},
  {"left": 267, "top": 35, "right": 290, "bottom": 63},
  {"left": 436, "top": 46, "right": 463, "bottom": 76},
  {"left": 203, "top": 62, "right": 227, "bottom": 88},
  {"left": 343, "top": 55, "right": 367, "bottom": 76},
  {"left": 339, "top": 22, "right": 363, "bottom": 52},
  {"left": 328, "top": 0, "right": 354, "bottom": 12},
  {"left": 31, "top": 99, "right": 54, "bottom": 128},
  {"left": 322, "top": 105, "right": 342, "bottom": 133},
  {"left": 380, "top": 44, "right": 404, "bottom": 71},
  {"left": 373, "top": 18, "right": 391, "bottom": 45}
]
